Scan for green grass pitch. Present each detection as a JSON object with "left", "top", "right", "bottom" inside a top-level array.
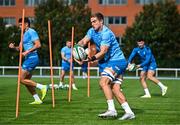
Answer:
[{"left": 0, "top": 77, "right": 180, "bottom": 125}]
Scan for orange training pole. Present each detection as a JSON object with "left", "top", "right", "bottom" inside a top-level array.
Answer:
[
  {"left": 16, "top": 9, "right": 25, "bottom": 118},
  {"left": 48, "top": 20, "right": 55, "bottom": 107},
  {"left": 87, "top": 42, "right": 90, "bottom": 97},
  {"left": 68, "top": 27, "right": 74, "bottom": 102}
]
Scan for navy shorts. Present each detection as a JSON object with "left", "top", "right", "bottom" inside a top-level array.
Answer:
[{"left": 142, "top": 62, "right": 157, "bottom": 72}]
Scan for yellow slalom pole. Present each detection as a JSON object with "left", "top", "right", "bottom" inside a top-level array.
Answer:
[
  {"left": 48, "top": 20, "right": 55, "bottom": 107},
  {"left": 16, "top": 9, "right": 25, "bottom": 118}
]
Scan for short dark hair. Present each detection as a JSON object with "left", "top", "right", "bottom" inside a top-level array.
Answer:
[
  {"left": 91, "top": 12, "right": 104, "bottom": 22},
  {"left": 137, "top": 38, "right": 145, "bottom": 42},
  {"left": 18, "top": 17, "right": 30, "bottom": 27}
]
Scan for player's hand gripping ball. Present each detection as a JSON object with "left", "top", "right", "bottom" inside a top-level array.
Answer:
[{"left": 127, "top": 63, "right": 136, "bottom": 71}]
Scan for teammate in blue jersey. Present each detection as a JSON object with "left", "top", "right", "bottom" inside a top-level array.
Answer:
[
  {"left": 59, "top": 41, "right": 78, "bottom": 90},
  {"left": 78, "top": 12, "right": 135, "bottom": 120},
  {"left": 9, "top": 17, "right": 47, "bottom": 104},
  {"left": 127, "top": 40, "right": 168, "bottom": 98}
]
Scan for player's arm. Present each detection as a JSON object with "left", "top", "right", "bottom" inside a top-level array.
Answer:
[
  {"left": 61, "top": 52, "right": 70, "bottom": 63},
  {"left": 78, "top": 36, "right": 90, "bottom": 47},
  {"left": 22, "top": 39, "right": 41, "bottom": 56},
  {"left": 95, "top": 45, "right": 108, "bottom": 60},
  {"left": 9, "top": 42, "right": 20, "bottom": 51},
  {"left": 88, "top": 45, "right": 108, "bottom": 62},
  {"left": 128, "top": 48, "right": 137, "bottom": 64},
  {"left": 127, "top": 48, "right": 138, "bottom": 69},
  {"left": 74, "top": 58, "right": 83, "bottom": 65}
]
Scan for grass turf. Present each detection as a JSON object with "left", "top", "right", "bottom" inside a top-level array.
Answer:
[{"left": 0, "top": 77, "right": 179, "bottom": 125}]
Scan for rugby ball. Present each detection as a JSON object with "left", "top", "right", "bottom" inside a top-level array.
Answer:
[
  {"left": 49, "top": 84, "right": 59, "bottom": 89},
  {"left": 127, "top": 63, "right": 136, "bottom": 71},
  {"left": 73, "top": 44, "right": 87, "bottom": 61}
]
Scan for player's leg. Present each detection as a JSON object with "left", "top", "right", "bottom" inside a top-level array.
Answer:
[
  {"left": 98, "top": 73, "right": 117, "bottom": 117},
  {"left": 82, "top": 63, "right": 87, "bottom": 79},
  {"left": 147, "top": 70, "right": 168, "bottom": 96},
  {"left": 59, "top": 62, "right": 70, "bottom": 88},
  {"left": 20, "top": 70, "right": 44, "bottom": 104},
  {"left": 26, "top": 73, "right": 41, "bottom": 101},
  {"left": 24, "top": 73, "right": 42, "bottom": 104},
  {"left": 71, "top": 71, "right": 78, "bottom": 90},
  {"left": 139, "top": 70, "right": 151, "bottom": 98},
  {"left": 21, "top": 58, "right": 48, "bottom": 101},
  {"left": 111, "top": 83, "right": 135, "bottom": 120},
  {"left": 109, "top": 60, "right": 135, "bottom": 120},
  {"left": 59, "top": 69, "right": 65, "bottom": 88}
]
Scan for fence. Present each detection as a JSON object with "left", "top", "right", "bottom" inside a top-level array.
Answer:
[{"left": 0, "top": 66, "right": 180, "bottom": 79}]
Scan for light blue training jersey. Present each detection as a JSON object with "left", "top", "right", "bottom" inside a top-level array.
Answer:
[
  {"left": 22, "top": 28, "right": 39, "bottom": 72},
  {"left": 86, "top": 25, "right": 125, "bottom": 62},
  {"left": 23, "top": 28, "right": 39, "bottom": 54},
  {"left": 61, "top": 46, "right": 71, "bottom": 64},
  {"left": 128, "top": 45, "right": 157, "bottom": 67}
]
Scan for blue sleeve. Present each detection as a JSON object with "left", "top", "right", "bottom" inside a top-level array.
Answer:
[
  {"left": 30, "top": 29, "right": 39, "bottom": 42},
  {"left": 128, "top": 48, "right": 137, "bottom": 63},
  {"left": 101, "top": 32, "right": 111, "bottom": 47},
  {"left": 140, "top": 48, "right": 152, "bottom": 67},
  {"left": 61, "top": 47, "right": 65, "bottom": 54},
  {"left": 86, "top": 28, "right": 93, "bottom": 40}
]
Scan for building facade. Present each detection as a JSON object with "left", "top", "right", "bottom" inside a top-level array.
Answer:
[{"left": 0, "top": 0, "right": 180, "bottom": 42}]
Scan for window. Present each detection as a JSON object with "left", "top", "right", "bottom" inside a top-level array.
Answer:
[
  {"left": 135, "top": 0, "right": 162, "bottom": 5},
  {"left": 24, "top": 0, "right": 46, "bottom": 6},
  {"left": 121, "top": 16, "right": 127, "bottom": 24},
  {"left": 115, "top": 0, "right": 120, "bottom": 4},
  {"left": 109, "top": 0, "right": 114, "bottom": 4},
  {"left": 0, "top": 0, "right": 15, "bottom": 6},
  {"left": 99, "top": 0, "right": 127, "bottom": 5},
  {"left": 99, "top": 0, "right": 103, "bottom": 4},
  {"left": 108, "top": 17, "right": 114, "bottom": 24},
  {"left": 115, "top": 17, "right": 120, "bottom": 24},
  {"left": 121, "top": 0, "right": 126, "bottom": 4},
  {"left": 105, "top": 16, "right": 127, "bottom": 25},
  {"left": 3, "top": 17, "right": 16, "bottom": 25},
  {"left": 176, "top": 0, "right": 180, "bottom": 4}
]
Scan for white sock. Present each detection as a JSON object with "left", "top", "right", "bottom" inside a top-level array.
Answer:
[
  {"left": 83, "top": 72, "right": 87, "bottom": 76},
  {"left": 33, "top": 94, "right": 41, "bottom": 101},
  {"left": 157, "top": 82, "right": 165, "bottom": 89},
  {"left": 144, "top": 88, "right": 151, "bottom": 95},
  {"left": 36, "top": 83, "right": 44, "bottom": 89},
  {"left": 121, "top": 102, "right": 134, "bottom": 114},
  {"left": 59, "top": 82, "right": 63, "bottom": 86},
  {"left": 72, "top": 83, "right": 76, "bottom": 88},
  {"left": 107, "top": 99, "right": 116, "bottom": 111}
]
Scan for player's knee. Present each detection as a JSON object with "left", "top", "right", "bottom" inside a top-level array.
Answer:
[
  {"left": 112, "top": 84, "right": 120, "bottom": 92},
  {"left": 99, "top": 79, "right": 109, "bottom": 88},
  {"left": 20, "top": 78, "right": 25, "bottom": 84},
  {"left": 139, "top": 76, "right": 145, "bottom": 81},
  {"left": 147, "top": 74, "right": 153, "bottom": 80}
]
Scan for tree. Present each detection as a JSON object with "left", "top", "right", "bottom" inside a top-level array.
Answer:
[
  {"left": 0, "top": 18, "right": 20, "bottom": 66},
  {"left": 123, "top": 1, "right": 180, "bottom": 67},
  {"left": 34, "top": 0, "right": 91, "bottom": 66}
]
